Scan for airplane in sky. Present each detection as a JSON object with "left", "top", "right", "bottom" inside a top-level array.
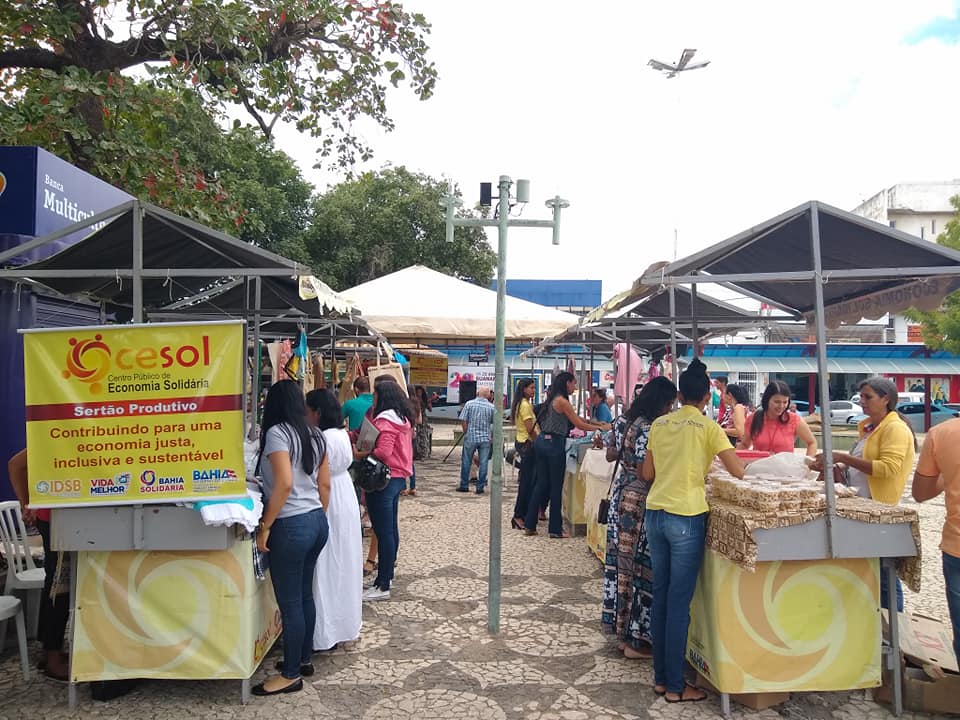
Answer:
[{"left": 647, "top": 48, "right": 710, "bottom": 78}]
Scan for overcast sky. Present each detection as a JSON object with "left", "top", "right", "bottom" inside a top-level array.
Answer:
[{"left": 275, "top": 0, "right": 960, "bottom": 300}]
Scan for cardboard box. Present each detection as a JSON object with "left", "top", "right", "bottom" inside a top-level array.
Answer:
[
  {"left": 898, "top": 612, "right": 958, "bottom": 673},
  {"left": 875, "top": 659, "right": 960, "bottom": 716},
  {"left": 875, "top": 612, "right": 960, "bottom": 716}
]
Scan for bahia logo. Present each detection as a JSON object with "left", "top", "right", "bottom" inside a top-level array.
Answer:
[
  {"left": 63, "top": 334, "right": 112, "bottom": 394},
  {"left": 62, "top": 334, "right": 212, "bottom": 394},
  {"left": 193, "top": 468, "right": 237, "bottom": 482},
  {"left": 140, "top": 470, "right": 156, "bottom": 486},
  {"left": 0, "top": 170, "right": 6, "bottom": 198}
]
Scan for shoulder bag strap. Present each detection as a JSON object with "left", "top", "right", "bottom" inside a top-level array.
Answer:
[{"left": 604, "top": 445, "right": 624, "bottom": 500}]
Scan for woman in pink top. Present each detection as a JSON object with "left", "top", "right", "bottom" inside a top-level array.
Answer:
[
  {"left": 741, "top": 381, "right": 817, "bottom": 456},
  {"left": 354, "top": 379, "right": 414, "bottom": 602}
]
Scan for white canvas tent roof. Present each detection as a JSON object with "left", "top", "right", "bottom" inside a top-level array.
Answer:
[{"left": 340, "top": 265, "right": 580, "bottom": 341}]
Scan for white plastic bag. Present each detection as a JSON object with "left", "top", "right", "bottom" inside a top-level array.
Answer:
[{"left": 744, "top": 452, "right": 817, "bottom": 482}]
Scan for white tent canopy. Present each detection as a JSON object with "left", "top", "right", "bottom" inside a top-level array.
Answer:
[{"left": 340, "top": 265, "right": 580, "bottom": 341}]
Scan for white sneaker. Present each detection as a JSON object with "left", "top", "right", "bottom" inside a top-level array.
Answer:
[{"left": 362, "top": 586, "right": 390, "bottom": 602}]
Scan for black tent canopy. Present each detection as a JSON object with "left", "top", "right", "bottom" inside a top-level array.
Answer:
[{"left": 0, "top": 200, "right": 309, "bottom": 315}]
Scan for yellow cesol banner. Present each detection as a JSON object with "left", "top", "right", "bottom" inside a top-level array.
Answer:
[
  {"left": 71, "top": 541, "right": 280, "bottom": 681},
  {"left": 687, "top": 550, "right": 881, "bottom": 693},
  {"left": 22, "top": 321, "right": 246, "bottom": 508},
  {"left": 409, "top": 354, "right": 448, "bottom": 387}
]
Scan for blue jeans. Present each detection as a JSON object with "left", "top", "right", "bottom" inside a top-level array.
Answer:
[
  {"left": 367, "top": 477, "right": 404, "bottom": 590},
  {"left": 945, "top": 551, "right": 960, "bottom": 664},
  {"left": 880, "top": 564, "right": 904, "bottom": 612},
  {"left": 644, "top": 509, "right": 708, "bottom": 694},
  {"left": 460, "top": 440, "right": 491, "bottom": 491},
  {"left": 525, "top": 433, "right": 566, "bottom": 535},
  {"left": 267, "top": 508, "right": 329, "bottom": 678}
]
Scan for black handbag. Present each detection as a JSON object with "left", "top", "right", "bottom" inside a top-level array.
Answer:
[{"left": 349, "top": 456, "right": 390, "bottom": 493}]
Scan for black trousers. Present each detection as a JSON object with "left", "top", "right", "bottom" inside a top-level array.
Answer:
[
  {"left": 512, "top": 441, "right": 536, "bottom": 520},
  {"left": 36, "top": 520, "right": 69, "bottom": 651}
]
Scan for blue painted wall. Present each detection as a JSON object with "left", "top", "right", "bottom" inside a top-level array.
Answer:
[{"left": 489, "top": 279, "right": 602, "bottom": 309}]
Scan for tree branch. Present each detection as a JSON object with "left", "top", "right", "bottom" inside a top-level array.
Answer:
[{"left": 0, "top": 48, "right": 68, "bottom": 71}]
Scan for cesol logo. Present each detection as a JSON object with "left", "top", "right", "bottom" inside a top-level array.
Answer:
[{"left": 63, "top": 334, "right": 211, "bottom": 394}]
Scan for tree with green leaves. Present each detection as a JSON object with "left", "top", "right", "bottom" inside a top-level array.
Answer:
[
  {"left": 905, "top": 195, "right": 960, "bottom": 353},
  {"left": 306, "top": 166, "right": 498, "bottom": 289},
  {"left": 0, "top": 0, "right": 436, "bottom": 232}
]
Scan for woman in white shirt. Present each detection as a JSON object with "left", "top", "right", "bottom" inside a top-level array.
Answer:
[{"left": 306, "top": 389, "right": 363, "bottom": 652}]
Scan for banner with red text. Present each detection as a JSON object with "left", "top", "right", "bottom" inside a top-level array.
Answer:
[{"left": 22, "top": 321, "right": 245, "bottom": 507}]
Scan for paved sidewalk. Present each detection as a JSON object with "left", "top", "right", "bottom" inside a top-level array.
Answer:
[{"left": 0, "top": 457, "right": 953, "bottom": 719}]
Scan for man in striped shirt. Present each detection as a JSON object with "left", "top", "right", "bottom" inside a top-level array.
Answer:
[{"left": 458, "top": 387, "right": 494, "bottom": 494}]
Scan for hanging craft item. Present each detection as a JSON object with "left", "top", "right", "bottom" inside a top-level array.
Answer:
[
  {"left": 366, "top": 343, "right": 407, "bottom": 394},
  {"left": 339, "top": 353, "right": 362, "bottom": 405},
  {"left": 269, "top": 340, "right": 292, "bottom": 384},
  {"left": 313, "top": 353, "right": 326, "bottom": 389},
  {"left": 329, "top": 356, "right": 339, "bottom": 391},
  {"left": 285, "top": 330, "right": 308, "bottom": 381}
]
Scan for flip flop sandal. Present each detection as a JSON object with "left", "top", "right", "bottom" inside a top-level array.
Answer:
[{"left": 664, "top": 685, "right": 707, "bottom": 703}]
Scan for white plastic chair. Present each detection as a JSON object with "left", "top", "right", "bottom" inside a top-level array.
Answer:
[
  {"left": 0, "top": 595, "right": 30, "bottom": 679},
  {"left": 0, "top": 501, "right": 44, "bottom": 638}
]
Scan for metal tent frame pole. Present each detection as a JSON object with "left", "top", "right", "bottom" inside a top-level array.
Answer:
[
  {"left": 809, "top": 202, "right": 837, "bottom": 557},
  {"left": 669, "top": 286, "right": 678, "bottom": 381},
  {"left": 132, "top": 200, "right": 144, "bottom": 323}
]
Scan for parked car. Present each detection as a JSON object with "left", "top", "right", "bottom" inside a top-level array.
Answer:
[
  {"left": 828, "top": 400, "right": 859, "bottom": 423},
  {"left": 845, "top": 402, "right": 960, "bottom": 431},
  {"left": 791, "top": 400, "right": 820, "bottom": 416}
]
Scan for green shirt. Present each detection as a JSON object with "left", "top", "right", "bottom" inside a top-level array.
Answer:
[{"left": 342, "top": 393, "right": 374, "bottom": 431}]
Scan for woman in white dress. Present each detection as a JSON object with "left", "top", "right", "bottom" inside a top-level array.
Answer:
[{"left": 305, "top": 389, "right": 363, "bottom": 650}]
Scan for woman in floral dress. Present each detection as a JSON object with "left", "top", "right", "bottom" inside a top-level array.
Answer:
[{"left": 601, "top": 377, "right": 677, "bottom": 658}]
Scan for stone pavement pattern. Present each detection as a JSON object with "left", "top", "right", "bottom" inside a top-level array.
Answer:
[{"left": 0, "top": 456, "right": 954, "bottom": 719}]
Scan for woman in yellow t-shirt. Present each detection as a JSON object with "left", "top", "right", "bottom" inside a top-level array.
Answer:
[
  {"left": 641, "top": 358, "right": 744, "bottom": 703},
  {"left": 511, "top": 379, "right": 538, "bottom": 529}
]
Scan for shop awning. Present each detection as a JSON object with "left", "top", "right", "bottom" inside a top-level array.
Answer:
[{"left": 698, "top": 355, "right": 960, "bottom": 375}]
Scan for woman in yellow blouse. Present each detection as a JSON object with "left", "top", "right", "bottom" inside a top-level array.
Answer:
[
  {"left": 511, "top": 379, "right": 538, "bottom": 529},
  {"left": 812, "top": 375, "right": 916, "bottom": 609}
]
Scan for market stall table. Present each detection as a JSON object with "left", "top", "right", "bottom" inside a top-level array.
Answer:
[
  {"left": 53, "top": 504, "right": 278, "bottom": 706},
  {"left": 691, "top": 493, "right": 920, "bottom": 715},
  {"left": 560, "top": 440, "right": 598, "bottom": 536},
  {"left": 581, "top": 449, "right": 616, "bottom": 560}
]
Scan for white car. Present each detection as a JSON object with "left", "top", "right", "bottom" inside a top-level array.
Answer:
[{"left": 829, "top": 400, "right": 859, "bottom": 423}]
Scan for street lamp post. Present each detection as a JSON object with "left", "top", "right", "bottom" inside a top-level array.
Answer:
[{"left": 442, "top": 176, "right": 569, "bottom": 633}]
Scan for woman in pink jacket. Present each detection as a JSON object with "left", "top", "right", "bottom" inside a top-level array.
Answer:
[{"left": 356, "top": 380, "right": 414, "bottom": 601}]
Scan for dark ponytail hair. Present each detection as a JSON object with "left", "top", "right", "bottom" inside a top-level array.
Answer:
[
  {"left": 546, "top": 371, "right": 575, "bottom": 403},
  {"left": 626, "top": 376, "right": 677, "bottom": 422},
  {"left": 725, "top": 383, "right": 750, "bottom": 407},
  {"left": 373, "top": 380, "right": 417, "bottom": 424},
  {"left": 750, "top": 380, "right": 792, "bottom": 439},
  {"left": 511, "top": 378, "right": 535, "bottom": 421},
  {"left": 257, "top": 380, "right": 326, "bottom": 475},
  {"left": 678, "top": 358, "right": 710, "bottom": 405},
  {"left": 305, "top": 388, "right": 344, "bottom": 431}
]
